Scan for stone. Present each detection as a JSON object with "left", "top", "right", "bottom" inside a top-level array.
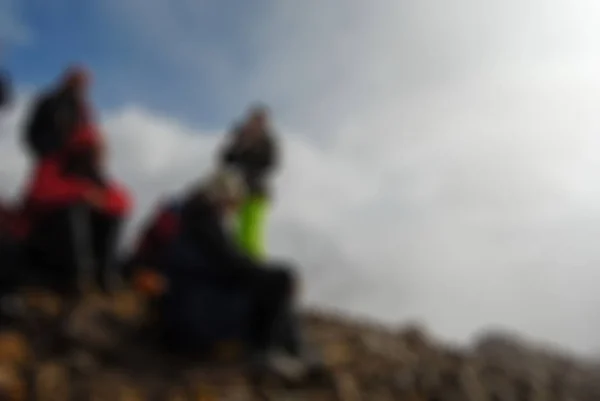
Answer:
[{"left": 4, "top": 290, "right": 600, "bottom": 400}]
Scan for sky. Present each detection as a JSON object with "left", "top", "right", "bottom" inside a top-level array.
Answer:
[{"left": 2, "top": 0, "right": 600, "bottom": 356}]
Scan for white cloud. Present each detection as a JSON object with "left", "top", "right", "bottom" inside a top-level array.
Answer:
[
  {"left": 4, "top": 64, "right": 600, "bottom": 355},
  {"left": 6, "top": 0, "right": 600, "bottom": 355}
]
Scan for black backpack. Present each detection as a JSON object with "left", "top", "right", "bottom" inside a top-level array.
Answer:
[
  {"left": 24, "top": 90, "right": 81, "bottom": 159},
  {"left": 24, "top": 94, "right": 59, "bottom": 159}
]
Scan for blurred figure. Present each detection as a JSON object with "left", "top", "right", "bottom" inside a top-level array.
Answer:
[
  {"left": 220, "top": 105, "right": 279, "bottom": 260},
  {"left": 127, "top": 169, "right": 314, "bottom": 381},
  {"left": 22, "top": 126, "right": 131, "bottom": 294},
  {"left": 24, "top": 65, "right": 93, "bottom": 160},
  {"left": 0, "top": 69, "right": 12, "bottom": 108}
]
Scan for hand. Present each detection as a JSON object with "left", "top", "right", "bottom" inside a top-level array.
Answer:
[{"left": 82, "top": 187, "right": 106, "bottom": 209}]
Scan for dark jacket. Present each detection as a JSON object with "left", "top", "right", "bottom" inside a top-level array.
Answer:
[
  {"left": 132, "top": 193, "right": 262, "bottom": 284},
  {"left": 134, "top": 194, "right": 297, "bottom": 349},
  {"left": 133, "top": 195, "right": 259, "bottom": 348},
  {"left": 24, "top": 88, "right": 88, "bottom": 159},
  {"left": 178, "top": 193, "right": 262, "bottom": 284},
  {"left": 220, "top": 127, "right": 278, "bottom": 197}
]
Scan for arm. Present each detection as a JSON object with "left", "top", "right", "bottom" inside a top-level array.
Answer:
[
  {"left": 102, "top": 183, "right": 133, "bottom": 216},
  {"left": 181, "top": 198, "right": 261, "bottom": 274}
]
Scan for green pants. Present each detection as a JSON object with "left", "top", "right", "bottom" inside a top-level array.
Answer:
[{"left": 236, "top": 195, "right": 269, "bottom": 260}]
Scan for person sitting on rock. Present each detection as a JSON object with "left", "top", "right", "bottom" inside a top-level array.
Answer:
[
  {"left": 21, "top": 125, "right": 131, "bottom": 295},
  {"left": 127, "top": 169, "right": 316, "bottom": 382}
]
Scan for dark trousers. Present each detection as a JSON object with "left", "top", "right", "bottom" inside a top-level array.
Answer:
[
  {"left": 247, "top": 266, "right": 296, "bottom": 352},
  {"left": 162, "top": 257, "right": 301, "bottom": 355},
  {"left": 26, "top": 205, "right": 122, "bottom": 295},
  {"left": 0, "top": 236, "right": 25, "bottom": 296}
]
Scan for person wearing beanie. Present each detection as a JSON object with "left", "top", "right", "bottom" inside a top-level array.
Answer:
[{"left": 23, "top": 64, "right": 94, "bottom": 160}]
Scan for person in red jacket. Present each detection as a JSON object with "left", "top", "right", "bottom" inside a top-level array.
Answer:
[{"left": 22, "top": 125, "right": 131, "bottom": 294}]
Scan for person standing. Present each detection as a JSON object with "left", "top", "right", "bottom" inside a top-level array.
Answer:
[{"left": 220, "top": 105, "right": 279, "bottom": 260}]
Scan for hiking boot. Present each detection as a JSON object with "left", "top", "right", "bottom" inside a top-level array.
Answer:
[
  {"left": 266, "top": 351, "right": 309, "bottom": 382},
  {"left": 247, "top": 350, "right": 327, "bottom": 387}
]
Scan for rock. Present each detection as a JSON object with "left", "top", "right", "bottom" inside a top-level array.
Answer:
[
  {"left": 0, "top": 332, "right": 30, "bottom": 368},
  {"left": 0, "top": 365, "right": 25, "bottom": 401},
  {"left": 4, "top": 289, "right": 600, "bottom": 400},
  {"left": 34, "top": 362, "right": 70, "bottom": 401},
  {"left": 109, "top": 290, "right": 147, "bottom": 325},
  {"left": 323, "top": 342, "right": 353, "bottom": 368},
  {"left": 20, "top": 288, "right": 63, "bottom": 319},
  {"left": 333, "top": 372, "right": 362, "bottom": 401}
]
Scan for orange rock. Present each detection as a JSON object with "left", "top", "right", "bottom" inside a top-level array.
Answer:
[
  {"left": 0, "top": 365, "right": 25, "bottom": 401},
  {"left": 0, "top": 331, "right": 30, "bottom": 367},
  {"left": 133, "top": 269, "right": 168, "bottom": 298}
]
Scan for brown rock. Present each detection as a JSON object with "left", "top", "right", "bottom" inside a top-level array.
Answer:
[
  {"left": 117, "top": 383, "right": 144, "bottom": 401},
  {"left": 333, "top": 372, "right": 362, "bottom": 401},
  {"left": 5, "top": 291, "right": 600, "bottom": 400},
  {"left": 20, "top": 288, "right": 63, "bottom": 319},
  {"left": 34, "top": 362, "right": 69, "bottom": 401},
  {"left": 0, "top": 332, "right": 30, "bottom": 368},
  {"left": 110, "top": 290, "right": 147, "bottom": 324},
  {"left": 0, "top": 365, "right": 25, "bottom": 401}
]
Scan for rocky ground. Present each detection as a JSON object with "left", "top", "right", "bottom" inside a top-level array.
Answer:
[{"left": 0, "top": 288, "right": 599, "bottom": 401}]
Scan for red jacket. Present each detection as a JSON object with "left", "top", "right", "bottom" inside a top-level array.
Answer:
[
  {"left": 25, "top": 121, "right": 131, "bottom": 216},
  {"left": 11, "top": 122, "right": 132, "bottom": 241},
  {"left": 24, "top": 155, "right": 132, "bottom": 217}
]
